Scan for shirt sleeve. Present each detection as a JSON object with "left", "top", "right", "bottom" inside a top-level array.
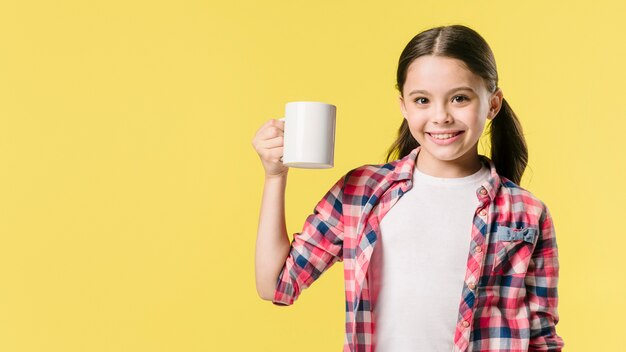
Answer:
[
  {"left": 525, "top": 202, "right": 565, "bottom": 351},
  {"left": 272, "top": 173, "right": 346, "bottom": 306}
]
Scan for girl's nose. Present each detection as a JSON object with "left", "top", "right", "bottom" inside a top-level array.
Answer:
[{"left": 432, "top": 106, "right": 453, "bottom": 124}]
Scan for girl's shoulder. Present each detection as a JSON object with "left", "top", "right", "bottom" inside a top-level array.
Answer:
[
  {"left": 338, "top": 158, "right": 408, "bottom": 198},
  {"left": 343, "top": 151, "right": 413, "bottom": 184},
  {"left": 343, "top": 158, "right": 403, "bottom": 183},
  {"left": 345, "top": 161, "right": 396, "bottom": 180}
]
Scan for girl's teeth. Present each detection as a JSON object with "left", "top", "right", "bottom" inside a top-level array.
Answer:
[{"left": 431, "top": 133, "right": 459, "bottom": 139}]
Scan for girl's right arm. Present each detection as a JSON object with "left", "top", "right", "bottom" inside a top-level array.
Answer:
[{"left": 251, "top": 119, "right": 291, "bottom": 300}]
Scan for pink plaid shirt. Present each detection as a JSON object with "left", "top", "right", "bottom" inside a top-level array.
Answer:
[{"left": 272, "top": 146, "right": 564, "bottom": 351}]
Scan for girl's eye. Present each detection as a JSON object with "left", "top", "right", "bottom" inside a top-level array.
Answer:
[
  {"left": 453, "top": 95, "right": 469, "bottom": 103},
  {"left": 414, "top": 96, "right": 468, "bottom": 104}
]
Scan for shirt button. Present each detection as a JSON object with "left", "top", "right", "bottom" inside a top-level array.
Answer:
[
  {"left": 475, "top": 246, "right": 482, "bottom": 253},
  {"left": 468, "top": 282, "right": 476, "bottom": 290},
  {"left": 462, "top": 320, "right": 470, "bottom": 328},
  {"left": 479, "top": 209, "right": 487, "bottom": 216},
  {"left": 479, "top": 188, "right": 487, "bottom": 195}
]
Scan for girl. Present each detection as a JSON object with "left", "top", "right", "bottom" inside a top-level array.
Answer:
[{"left": 252, "top": 24, "right": 564, "bottom": 352}]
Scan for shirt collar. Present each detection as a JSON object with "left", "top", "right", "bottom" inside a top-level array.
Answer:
[{"left": 388, "top": 145, "right": 501, "bottom": 201}]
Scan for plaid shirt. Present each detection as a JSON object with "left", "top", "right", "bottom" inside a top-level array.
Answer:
[{"left": 272, "top": 146, "right": 564, "bottom": 352}]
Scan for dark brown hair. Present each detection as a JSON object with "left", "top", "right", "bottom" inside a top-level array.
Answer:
[{"left": 385, "top": 25, "right": 528, "bottom": 185}]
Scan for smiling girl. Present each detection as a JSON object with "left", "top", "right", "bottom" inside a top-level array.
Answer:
[{"left": 252, "top": 24, "right": 564, "bottom": 352}]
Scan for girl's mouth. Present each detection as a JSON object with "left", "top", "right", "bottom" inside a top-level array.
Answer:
[{"left": 426, "top": 131, "right": 464, "bottom": 145}]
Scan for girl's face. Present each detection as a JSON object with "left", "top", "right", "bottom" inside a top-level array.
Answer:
[{"left": 399, "top": 55, "right": 503, "bottom": 177}]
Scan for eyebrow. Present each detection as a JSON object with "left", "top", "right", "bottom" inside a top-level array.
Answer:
[{"left": 407, "top": 86, "right": 476, "bottom": 96}]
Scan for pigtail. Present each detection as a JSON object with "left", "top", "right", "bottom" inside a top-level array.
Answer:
[
  {"left": 385, "top": 119, "right": 419, "bottom": 163},
  {"left": 489, "top": 97, "right": 528, "bottom": 185}
]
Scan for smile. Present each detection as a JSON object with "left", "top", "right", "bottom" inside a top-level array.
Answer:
[{"left": 426, "top": 131, "right": 464, "bottom": 145}]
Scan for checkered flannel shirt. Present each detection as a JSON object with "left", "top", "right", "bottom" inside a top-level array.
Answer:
[{"left": 272, "top": 146, "right": 564, "bottom": 352}]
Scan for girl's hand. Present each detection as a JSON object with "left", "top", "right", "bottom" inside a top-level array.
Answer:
[{"left": 252, "top": 118, "right": 289, "bottom": 178}]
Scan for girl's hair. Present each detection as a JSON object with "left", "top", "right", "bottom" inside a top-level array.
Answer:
[{"left": 385, "top": 24, "right": 528, "bottom": 185}]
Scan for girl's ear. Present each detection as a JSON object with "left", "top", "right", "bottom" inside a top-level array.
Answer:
[
  {"left": 399, "top": 95, "right": 408, "bottom": 119},
  {"left": 488, "top": 88, "right": 504, "bottom": 120}
]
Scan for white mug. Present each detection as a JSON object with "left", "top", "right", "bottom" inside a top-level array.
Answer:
[{"left": 279, "top": 101, "right": 336, "bottom": 169}]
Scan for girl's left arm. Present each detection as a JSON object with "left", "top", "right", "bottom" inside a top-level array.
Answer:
[{"left": 525, "top": 203, "right": 565, "bottom": 351}]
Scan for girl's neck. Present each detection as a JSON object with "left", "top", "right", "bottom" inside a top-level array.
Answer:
[{"left": 415, "top": 148, "right": 484, "bottom": 179}]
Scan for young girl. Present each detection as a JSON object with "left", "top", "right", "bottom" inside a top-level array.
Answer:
[{"left": 252, "top": 24, "right": 564, "bottom": 352}]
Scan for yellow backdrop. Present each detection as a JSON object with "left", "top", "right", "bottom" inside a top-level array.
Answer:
[{"left": 1, "top": 0, "right": 623, "bottom": 351}]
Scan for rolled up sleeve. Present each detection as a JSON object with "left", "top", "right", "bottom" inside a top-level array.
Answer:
[
  {"left": 525, "top": 203, "right": 565, "bottom": 351},
  {"left": 272, "top": 174, "right": 346, "bottom": 306}
]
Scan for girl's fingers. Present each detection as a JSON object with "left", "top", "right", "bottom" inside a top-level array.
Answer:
[
  {"left": 261, "top": 135, "right": 284, "bottom": 149},
  {"left": 258, "top": 124, "right": 284, "bottom": 140},
  {"left": 275, "top": 119, "right": 285, "bottom": 132},
  {"left": 265, "top": 118, "right": 284, "bottom": 132},
  {"left": 252, "top": 120, "right": 285, "bottom": 155},
  {"left": 254, "top": 119, "right": 274, "bottom": 135},
  {"left": 271, "top": 119, "right": 285, "bottom": 133}
]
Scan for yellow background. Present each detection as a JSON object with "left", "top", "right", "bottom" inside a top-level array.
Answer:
[{"left": 0, "top": 0, "right": 623, "bottom": 351}]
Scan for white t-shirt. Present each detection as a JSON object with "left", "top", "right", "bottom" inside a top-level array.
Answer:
[{"left": 369, "top": 162, "right": 490, "bottom": 352}]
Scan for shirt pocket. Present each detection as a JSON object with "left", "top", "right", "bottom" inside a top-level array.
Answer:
[{"left": 492, "top": 225, "right": 538, "bottom": 276}]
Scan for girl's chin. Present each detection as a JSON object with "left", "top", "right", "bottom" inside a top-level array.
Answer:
[{"left": 418, "top": 145, "right": 471, "bottom": 161}]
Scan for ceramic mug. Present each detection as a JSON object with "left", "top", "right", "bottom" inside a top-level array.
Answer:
[{"left": 279, "top": 101, "right": 336, "bottom": 169}]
